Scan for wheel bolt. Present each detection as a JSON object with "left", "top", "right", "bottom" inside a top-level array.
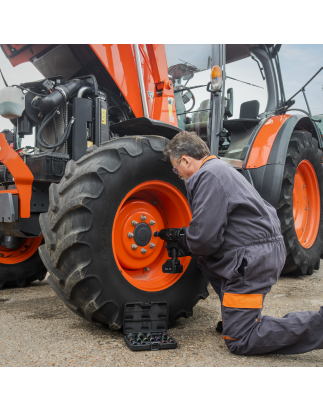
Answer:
[
  {"left": 150, "top": 243, "right": 155, "bottom": 249},
  {"left": 132, "top": 220, "right": 138, "bottom": 226},
  {"left": 141, "top": 215, "right": 147, "bottom": 221},
  {"left": 150, "top": 220, "right": 155, "bottom": 225},
  {"left": 141, "top": 248, "right": 147, "bottom": 254},
  {"left": 144, "top": 267, "right": 150, "bottom": 271},
  {"left": 131, "top": 244, "right": 138, "bottom": 250},
  {"left": 127, "top": 232, "right": 134, "bottom": 238}
]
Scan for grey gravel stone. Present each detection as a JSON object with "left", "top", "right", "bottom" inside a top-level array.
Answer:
[{"left": 1, "top": 268, "right": 323, "bottom": 367}]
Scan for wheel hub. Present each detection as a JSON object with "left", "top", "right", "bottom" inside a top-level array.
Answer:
[
  {"left": 112, "top": 180, "right": 192, "bottom": 291},
  {"left": 114, "top": 199, "right": 164, "bottom": 270},
  {"left": 133, "top": 223, "right": 152, "bottom": 246},
  {"left": 0, "top": 235, "right": 43, "bottom": 264}
]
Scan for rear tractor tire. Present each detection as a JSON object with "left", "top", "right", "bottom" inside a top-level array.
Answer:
[
  {"left": 39, "top": 136, "right": 209, "bottom": 329},
  {"left": 0, "top": 236, "right": 46, "bottom": 289},
  {"left": 277, "top": 130, "right": 323, "bottom": 275}
]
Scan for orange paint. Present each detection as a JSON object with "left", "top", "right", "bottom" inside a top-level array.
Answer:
[
  {"left": 0, "top": 235, "right": 42, "bottom": 264},
  {"left": 90, "top": 44, "right": 144, "bottom": 118},
  {"left": 293, "top": 160, "right": 320, "bottom": 249},
  {"left": 112, "top": 180, "right": 191, "bottom": 292},
  {"left": 246, "top": 115, "right": 291, "bottom": 169},
  {"left": 0, "top": 133, "right": 34, "bottom": 218},
  {"left": 223, "top": 293, "right": 263, "bottom": 309},
  {"left": 1, "top": 44, "right": 51, "bottom": 67},
  {"left": 90, "top": 44, "right": 178, "bottom": 126}
]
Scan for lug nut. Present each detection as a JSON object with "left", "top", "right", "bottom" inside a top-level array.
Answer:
[
  {"left": 144, "top": 267, "right": 150, "bottom": 271},
  {"left": 141, "top": 248, "right": 147, "bottom": 254},
  {"left": 131, "top": 244, "right": 138, "bottom": 250},
  {"left": 150, "top": 220, "right": 155, "bottom": 225},
  {"left": 150, "top": 243, "right": 155, "bottom": 249},
  {"left": 131, "top": 220, "right": 138, "bottom": 226},
  {"left": 127, "top": 232, "right": 134, "bottom": 238},
  {"left": 141, "top": 215, "right": 147, "bottom": 221}
]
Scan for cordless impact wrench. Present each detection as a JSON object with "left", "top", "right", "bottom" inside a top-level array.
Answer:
[{"left": 153, "top": 228, "right": 186, "bottom": 274}]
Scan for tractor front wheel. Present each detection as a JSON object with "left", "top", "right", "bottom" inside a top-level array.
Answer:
[
  {"left": 0, "top": 236, "right": 46, "bottom": 289},
  {"left": 39, "top": 136, "right": 209, "bottom": 329}
]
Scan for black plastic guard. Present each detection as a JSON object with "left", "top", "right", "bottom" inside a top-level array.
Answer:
[
  {"left": 249, "top": 163, "right": 284, "bottom": 208},
  {"left": 109, "top": 117, "right": 181, "bottom": 140}
]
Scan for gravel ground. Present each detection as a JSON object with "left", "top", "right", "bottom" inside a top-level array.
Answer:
[{"left": 1, "top": 268, "right": 323, "bottom": 367}]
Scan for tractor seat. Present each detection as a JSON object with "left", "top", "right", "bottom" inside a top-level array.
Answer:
[{"left": 224, "top": 100, "right": 260, "bottom": 132}]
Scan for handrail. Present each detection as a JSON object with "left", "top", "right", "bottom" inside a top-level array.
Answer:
[{"left": 285, "top": 67, "right": 323, "bottom": 104}]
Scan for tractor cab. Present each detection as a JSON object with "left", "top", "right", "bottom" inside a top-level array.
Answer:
[{"left": 165, "top": 44, "right": 284, "bottom": 161}]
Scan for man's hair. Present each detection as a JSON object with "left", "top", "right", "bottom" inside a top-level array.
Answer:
[{"left": 163, "top": 131, "right": 210, "bottom": 160}]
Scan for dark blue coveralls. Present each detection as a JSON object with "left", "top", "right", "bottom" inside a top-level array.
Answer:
[{"left": 186, "top": 156, "right": 323, "bottom": 355}]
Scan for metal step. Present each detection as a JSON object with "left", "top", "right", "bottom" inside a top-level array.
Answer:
[{"left": 219, "top": 157, "right": 243, "bottom": 169}]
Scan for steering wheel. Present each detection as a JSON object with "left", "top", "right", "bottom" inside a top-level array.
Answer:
[{"left": 174, "top": 85, "right": 196, "bottom": 113}]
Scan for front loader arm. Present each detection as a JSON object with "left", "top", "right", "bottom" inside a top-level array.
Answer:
[{"left": 0, "top": 133, "right": 33, "bottom": 218}]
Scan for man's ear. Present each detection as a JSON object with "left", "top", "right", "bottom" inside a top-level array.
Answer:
[{"left": 182, "top": 155, "right": 190, "bottom": 166}]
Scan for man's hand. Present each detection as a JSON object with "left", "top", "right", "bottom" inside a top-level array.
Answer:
[{"left": 165, "top": 227, "right": 191, "bottom": 257}]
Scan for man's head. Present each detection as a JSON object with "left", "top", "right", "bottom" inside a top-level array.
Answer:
[{"left": 163, "top": 131, "right": 210, "bottom": 180}]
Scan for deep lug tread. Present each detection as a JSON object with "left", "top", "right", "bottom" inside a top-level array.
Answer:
[
  {"left": 279, "top": 131, "right": 323, "bottom": 275},
  {"left": 49, "top": 183, "right": 60, "bottom": 212},
  {"left": 40, "top": 136, "right": 209, "bottom": 328}
]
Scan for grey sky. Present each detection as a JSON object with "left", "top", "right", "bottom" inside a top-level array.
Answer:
[{"left": 1, "top": 44, "right": 322, "bottom": 141}]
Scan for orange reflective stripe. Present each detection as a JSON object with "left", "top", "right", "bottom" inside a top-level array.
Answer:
[
  {"left": 223, "top": 335, "right": 237, "bottom": 341},
  {"left": 199, "top": 155, "right": 217, "bottom": 169},
  {"left": 223, "top": 293, "right": 263, "bottom": 309}
]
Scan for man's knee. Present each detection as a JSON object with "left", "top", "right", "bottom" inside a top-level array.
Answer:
[{"left": 224, "top": 339, "right": 253, "bottom": 356}]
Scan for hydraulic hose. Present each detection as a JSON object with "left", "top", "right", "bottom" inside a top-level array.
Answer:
[
  {"left": 36, "top": 108, "right": 75, "bottom": 150},
  {"left": 32, "top": 79, "right": 85, "bottom": 112},
  {"left": 77, "top": 75, "right": 99, "bottom": 96}
]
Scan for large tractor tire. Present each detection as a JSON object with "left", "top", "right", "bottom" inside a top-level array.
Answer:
[
  {"left": 277, "top": 130, "right": 323, "bottom": 275},
  {"left": 0, "top": 236, "right": 46, "bottom": 289},
  {"left": 39, "top": 136, "right": 209, "bottom": 329}
]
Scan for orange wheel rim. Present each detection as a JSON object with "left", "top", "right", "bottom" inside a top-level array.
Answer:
[
  {"left": 293, "top": 160, "right": 320, "bottom": 248},
  {"left": 0, "top": 235, "right": 43, "bottom": 264},
  {"left": 112, "top": 181, "right": 192, "bottom": 292}
]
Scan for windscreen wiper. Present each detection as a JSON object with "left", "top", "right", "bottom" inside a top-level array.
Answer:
[
  {"left": 174, "top": 77, "right": 264, "bottom": 93},
  {"left": 0, "top": 68, "right": 8, "bottom": 87},
  {"left": 226, "top": 76, "right": 264, "bottom": 89}
]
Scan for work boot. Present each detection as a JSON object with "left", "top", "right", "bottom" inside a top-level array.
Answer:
[{"left": 216, "top": 320, "right": 223, "bottom": 334}]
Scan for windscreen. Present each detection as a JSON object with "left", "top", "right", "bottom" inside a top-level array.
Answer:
[
  {"left": 224, "top": 56, "right": 268, "bottom": 119},
  {"left": 165, "top": 45, "right": 213, "bottom": 142}
]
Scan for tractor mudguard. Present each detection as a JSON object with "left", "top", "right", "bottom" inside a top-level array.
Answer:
[
  {"left": 109, "top": 117, "right": 181, "bottom": 140},
  {"left": 244, "top": 114, "right": 322, "bottom": 208}
]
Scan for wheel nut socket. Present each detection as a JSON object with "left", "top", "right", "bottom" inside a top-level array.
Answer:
[{"left": 147, "top": 333, "right": 155, "bottom": 341}]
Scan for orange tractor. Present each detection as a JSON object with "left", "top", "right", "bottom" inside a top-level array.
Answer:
[{"left": 0, "top": 44, "right": 322, "bottom": 329}]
